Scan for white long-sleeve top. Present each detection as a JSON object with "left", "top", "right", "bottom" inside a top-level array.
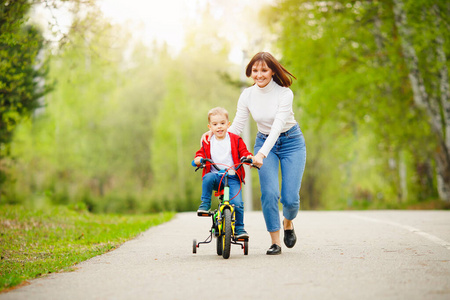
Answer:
[{"left": 228, "top": 78, "right": 297, "bottom": 157}]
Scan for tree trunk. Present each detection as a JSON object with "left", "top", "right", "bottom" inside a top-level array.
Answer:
[
  {"left": 393, "top": 0, "right": 450, "bottom": 202},
  {"left": 432, "top": 3, "right": 450, "bottom": 201}
]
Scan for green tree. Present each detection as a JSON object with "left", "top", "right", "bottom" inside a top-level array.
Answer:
[
  {"left": 0, "top": 0, "right": 94, "bottom": 200},
  {"left": 5, "top": 7, "right": 131, "bottom": 210},
  {"left": 392, "top": 0, "right": 450, "bottom": 201},
  {"left": 265, "top": 0, "right": 445, "bottom": 208},
  {"left": 0, "top": 0, "right": 50, "bottom": 156}
]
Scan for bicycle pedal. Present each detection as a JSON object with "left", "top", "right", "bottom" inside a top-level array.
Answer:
[
  {"left": 236, "top": 237, "right": 249, "bottom": 242},
  {"left": 197, "top": 211, "right": 212, "bottom": 217}
]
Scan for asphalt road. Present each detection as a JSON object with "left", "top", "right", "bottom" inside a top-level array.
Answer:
[{"left": 1, "top": 210, "right": 450, "bottom": 300}]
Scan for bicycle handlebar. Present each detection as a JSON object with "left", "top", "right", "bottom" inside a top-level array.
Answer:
[
  {"left": 200, "top": 158, "right": 221, "bottom": 171},
  {"left": 191, "top": 157, "right": 260, "bottom": 171}
]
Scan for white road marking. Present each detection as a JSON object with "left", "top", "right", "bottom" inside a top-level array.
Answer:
[{"left": 348, "top": 214, "right": 450, "bottom": 250}]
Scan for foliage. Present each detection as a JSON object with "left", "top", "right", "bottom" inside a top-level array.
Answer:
[
  {"left": 2, "top": 5, "right": 242, "bottom": 213},
  {"left": 0, "top": 0, "right": 96, "bottom": 199},
  {"left": 0, "top": 0, "right": 51, "bottom": 156},
  {"left": 2, "top": 0, "right": 447, "bottom": 212},
  {"left": 265, "top": 0, "right": 445, "bottom": 208},
  {"left": 0, "top": 204, "right": 174, "bottom": 292}
]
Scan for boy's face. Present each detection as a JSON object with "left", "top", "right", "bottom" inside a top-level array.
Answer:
[{"left": 208, "top": 114, "right": 230, "bottom": 140}]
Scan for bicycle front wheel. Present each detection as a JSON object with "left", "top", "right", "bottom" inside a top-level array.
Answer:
[{"left": 222, "top": 208, "right": 232, "bottom": 259}]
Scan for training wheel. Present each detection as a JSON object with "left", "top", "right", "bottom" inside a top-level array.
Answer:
[
  {"left": 193, "top": 239, "right": 197, "bottom": 254},
  {"left": 244, "top": 240, "right": 248, "bottom": 255}
]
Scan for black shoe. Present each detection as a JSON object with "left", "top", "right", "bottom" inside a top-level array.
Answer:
[
  {"left": 284, "top": 224, "right": 297, "bottom": 248},
  {"left": 266, "top": 244, "right": 282, "bottom": 255}
]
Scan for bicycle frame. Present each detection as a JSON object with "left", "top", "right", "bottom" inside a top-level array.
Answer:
[{"left": 216, "top": 170, "right": 235, "bottom": 236}]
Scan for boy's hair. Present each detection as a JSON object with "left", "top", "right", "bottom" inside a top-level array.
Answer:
[{"left": 208, "top": 107, "right": 229, "bottom": 122}]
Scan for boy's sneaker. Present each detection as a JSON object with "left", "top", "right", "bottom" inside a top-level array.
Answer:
[
  {"left": 235, "top": 229, "right": 249, "bottom": 239},
  {"left": 197, "top": 203, "right": 210, "bottom": 214}
]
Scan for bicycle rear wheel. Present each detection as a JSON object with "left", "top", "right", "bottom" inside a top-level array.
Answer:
[{"left": 222, "top": 208, "right": 232, "bottom": 259}]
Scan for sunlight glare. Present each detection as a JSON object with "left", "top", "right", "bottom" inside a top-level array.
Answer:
[{"left": 98, "top": 0, "right": 201, "bottom": 52}]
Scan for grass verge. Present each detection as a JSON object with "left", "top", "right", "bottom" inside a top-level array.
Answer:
[{"left": 0, "top": 205, "right": 174, "bottom": 292}]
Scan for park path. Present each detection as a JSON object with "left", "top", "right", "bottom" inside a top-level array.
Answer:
[{"left": 1, "top": 210, "right": 450, "bottom": 300}]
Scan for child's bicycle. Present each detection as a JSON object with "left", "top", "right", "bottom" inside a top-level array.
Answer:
[{"left": 192, "top": 157, "right": 258, "bottom": 259}]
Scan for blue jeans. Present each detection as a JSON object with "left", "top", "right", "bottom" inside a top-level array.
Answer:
[
  {"left": 254, "top": 123, "right": 306, "bottom": 233},
  {"left": 201, "top": 173, "right": 245, "bottom": 232}
]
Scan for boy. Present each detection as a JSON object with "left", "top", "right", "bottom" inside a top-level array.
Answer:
[{"left": 193, "top": 107, "right": 253, "bottom": 239}]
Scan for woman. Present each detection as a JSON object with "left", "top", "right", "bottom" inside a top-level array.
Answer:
[{"left": 203, "top": 52, "right": 306, "bottom": 255}]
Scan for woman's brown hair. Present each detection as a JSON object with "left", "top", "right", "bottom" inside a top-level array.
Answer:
[{"left": 245, "top": 52, "right": 296, "bottom": 87}]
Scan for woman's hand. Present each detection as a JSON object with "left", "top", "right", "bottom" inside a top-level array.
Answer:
[
  {"left": 252, "top": 152, "right": 265, "bottom": 168},
  {"left": 200, "top": 131, "right": 212, "bottom": 145}
]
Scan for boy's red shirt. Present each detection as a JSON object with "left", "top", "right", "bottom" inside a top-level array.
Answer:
[{"left": 194, "top": 132, "right": 252, "bottom": 182}]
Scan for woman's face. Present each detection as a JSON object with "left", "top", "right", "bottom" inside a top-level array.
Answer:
[{"left": 251, "top": 60, "right": 275, "bottom": 88}]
